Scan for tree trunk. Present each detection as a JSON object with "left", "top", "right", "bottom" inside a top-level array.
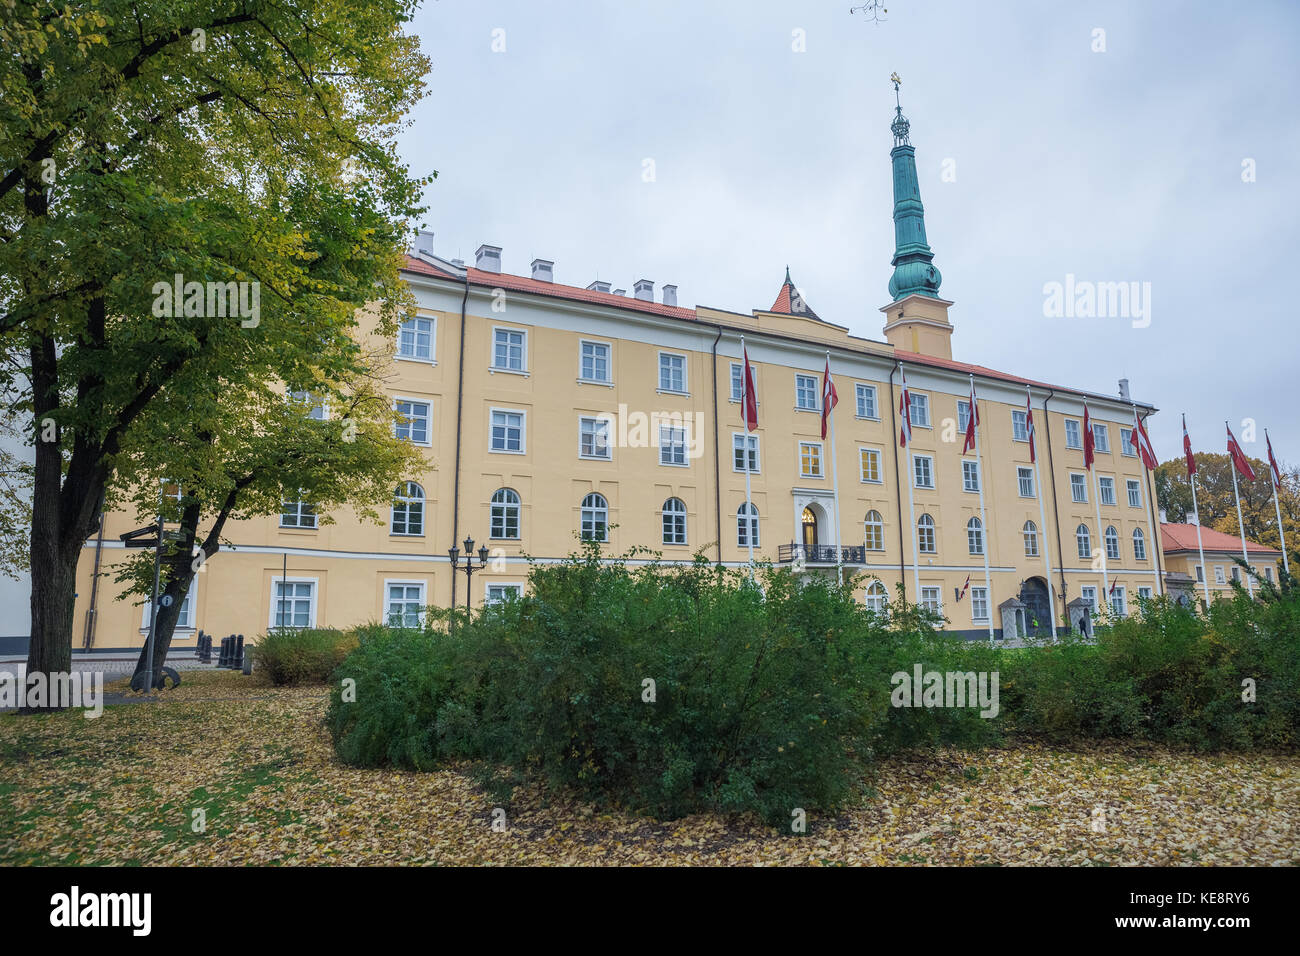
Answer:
[{"left": 132, "top": 500, "right": 201, "bottom": 684}]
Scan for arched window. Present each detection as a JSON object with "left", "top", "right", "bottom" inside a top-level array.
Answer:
[
  {"left": 391, "top": 482, "right": 425, "bottom": 536},
  {"left": 864, "top": 581, "right": 889, "bottom": 616},
  {"left": 1023, "top": 520, "right": 1039, "bottom": 558},
  {"left": 1105, "top": 525, "right": 1120, "bottom": 560},
  {"left": 662, "top": 497, "right": 687, "bottom": 545},
  {"left": 967, "top": 517, "right": 984, "bottom": 555},
  {"left": 864, "top": 510, "right": 884, "bottom": 551},
  {"left": 917, "top": 513, "right": 936, "bottom": 554},
  {"left": 737, "top": 502, "right": 759, "bottom": 548},
  {"left": 580, "top": 493, "right": 608, "bottom": 542},
  {"left": 490, "top": 488, "right": 520, "bottom": 540},
  {"left": 1076, "top": 523, "right": 1091, "bottom": 559},
  {"left": 1132, "top": 527, "right": 1146, "bottom": 561}
]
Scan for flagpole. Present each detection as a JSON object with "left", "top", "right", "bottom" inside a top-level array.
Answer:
[
  {"left": 827, "top": 351, "right": 843, "bottom": 587},
  {"left": 1267, "top": 429, "right": 1290, "bottom": 576},
  {"left": 1029, "top": 388, "right": 1057, "bottom": 637},
  {"left": 1228, "top": 421, "right": 1255, "bottom": 598},
  {"left": 970, "top": 375, "right": 993, "bottom": 643},
  {"left": 1134, "top": 406, "right": 1163, "bottom": 597},
  {"left": 901, "top": 368, "right": 920, "bottom": 604},
  {"left": 1190, "top": 470, "right": 1211, "bottom": 608},
  {"left": 740, "top": 336, "right": 754, "bottom": 576}
]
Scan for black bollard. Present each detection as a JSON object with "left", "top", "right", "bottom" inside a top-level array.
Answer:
[{"left": 234, "top": 634, "right": 245, "bottom": 672}]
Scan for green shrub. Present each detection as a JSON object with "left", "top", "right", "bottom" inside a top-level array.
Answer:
[{"left": 252, "top": 627, "right": 358, "bottom": 686}]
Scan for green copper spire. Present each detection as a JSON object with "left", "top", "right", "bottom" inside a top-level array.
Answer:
[{"left": 887, "top": 74, "right": 942, "bottom": 301}]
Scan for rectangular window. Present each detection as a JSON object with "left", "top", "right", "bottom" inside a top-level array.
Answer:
[
  {"left": 1110, "top": 586, "right": 1126, "bottom": 618},
  {"left": 490, "top": 409, "right": 525, "bottom": 453},
  {"left": 1081, "top": 585, "right": 1097, "bottom": 612},
  {"left": 1120, "top": 427, "right": 1136, "bottom": 457},
  {"left": 492, "top": 328, "right": 526, "bottom": 371},
  {"left": 859, "top": 448, "right": 882, "bottom": 483},
  {"left": 1231, "top": 565, "right": 1240, "bottom": 583},
  {"left": 920, "top": 587, "right": 942, "bottom": 615},
  {"left": 579, "top": 417, "right": 611, "bottom": 459},
  {"left": 280, "top": 497, "right": 317, "bottom": 529},
  {"left": 1266, "top": 567, "right": 1273, "bottom": 582},
  {"left": 1214, "top": 566, "right": 1226, "bottom": 584},
  {"left": 1011, "top": 409, "right": 1029, "bottom": 442},
  {"left": 1093, "top": 422, "right": 1110, "bottom": 453},
  {"left": 913, "top": 455, "right": 934, "bottom": 489},
  {"left": 800, "top": 442, "right": 823, "bottom": 478},
  {"left": 730, "top": 363, "right": 743, "bottom": 401},
  {"left": 733, "top": 434, "right": 759, "bottom": 473},
  {"left": 142, "top": 588, "right": 196, "bottom": 631},
  {"left": 1125, "top": 479, "right": 1141, "bottom": 508},
  {"left": 1099, "top": 476, "right": 1116, "bottom": 506},
  {"left": 580, "top": 341, "right": 610, "bottom": 382},
  {"left": 288, "top": 390, "right": 326, "bottom": 420},
  {"left": 398, "top": 316, "right": 435, "bottom": 362},
  {"left": 659, "top": 352, "right": 686, "bottom": 393},
  {"left": 1196, "top": 565, "right": 1204, "bottom": 582},
  {"left": 1065, "top": 419, "right": 1082, "bottom": 449},
  {"left": 272, "top": 580, "right": 315, "bottom": 629},
  {"left": 1070, "top": 472, "right": 1088, "bottom": 503},
  {"left": 962, "top": 460, "right": 980, "bottom": 493},
  {"left": 1018, "top": 466, "right": 1035, "bottom": 498},
  {"left": 386, "top": 582, "right": 425, "bottom": 628},
  {"left": 795, "top": 374, "right": 819, "bottom": 411},
  {"left": 971, "top": 587, "right": 989, "bottom": 623},
  {"left": 1138, "top": 586, "right": 1153, "bottom": 601},
  {"left": 855, "top": 383, "right": 878, "bottom": 419},
  {"left": 957, "top": 401, "right": 971, "bottom": 435},
  {"left": 659, "top": 425, "right": 688, "bottom": 466},
  {"left": 395, "top": 399, "right": 431, "bottom": 445},
  {"left": 485, "top": 583, "right": 523, "bottom": 606},
  {"left": 909, "top": 393, "right": 930, "bottom": 427}
]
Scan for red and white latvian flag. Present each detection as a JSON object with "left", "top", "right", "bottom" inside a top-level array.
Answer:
[
  {"left": 1109, "top": 577, "right": 1119, "bottom": 597},
  {"left": 741, "top": 344, "right": 758, "bottom": 432},
  {"left": 899, "top": 369, "right": 913, "bottom": 447},
  {"left": 1025, "top": 392, "right": 1037, "bottom": 464},
  {"left": 1227, "top": 423, "right": 1257, "bottom": 482},
  {"left": 1131, "top": 409, "right": 1159, "bottom": 470},
  {"left": 1182, "top": 414, "right": 1197, "bottom": 477},
  {"left": 961, "top": 380, "right": 979, "bottom": 455},
  {"left": 1083, "top": 401, "right": 1096, "bottom": 470},
  {"left": 1266, "top": 430, "right": 1283, "bottom": 488},
  {"left": 820, "top": 354, "right": 838, "bottom": 440},
  {"left": 955, "top": 573, "right": 971, "bottom": 603}
]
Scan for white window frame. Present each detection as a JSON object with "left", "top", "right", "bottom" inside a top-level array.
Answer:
[
  {"left": 794, "top": 374, "right": 819, "bottom": 411},
  {"left": 579, "top": 416, "right": 612, "bottom": 460},
  {"left": 1214, "top": 565, "right": 1226, "bottom": 585},
  {"left": 489, "top": 488, "right": 521, "bottom": 540},
  {"left": 383, "top": 579, "right": 427, "bottom": 628},
  {"left": 917, "top": 514, "right": 937, "bottom": 554},
  {"left": 661, "top": 497, "right": 688, "bottom": 546},
  {"left": 1127, "top": 479, "right": 1142, "bottom": 508},
  {"left": 280, "top": 496, "right": 318, "bottom": 529},
  {"left": 485, "top": 582, "right": 525, "bottom": 606},
  {"left": 1011, "top": 409, "right": 1029, "bottom": 443},
  {"left": 1076, "top": 524, "right": 1092, "bottom": 559},
  {"left": 864, "top": 581, "right": 889, "bottom": 615},
  {"left": 657, "top": 351, "right": 688, "bottom": 394},
  {"left": 1105, "top": 526, "right": 1120, "bottom": 561},
  {"left": 962, "top": 459, "right": 980, "bottom": 493},
  {"left": 1023, "top": 520, "right": 1039, "bottom": 557},
  {"left": 489, "top": 407, "right": 527, "bottom": 455},
  {"left": 393, "top": 396, "right": 432, "bottom": 446},
  {"left": 1138, "top": 586, "right": 1153, "bottom": 601},
  {"left": 578, "top": 339, "right": 612, "bottom": 384},
  {"left": 1065, "top": 419, "right": 1082, "bottom": 449},
  {"left": 397, "top": 314, "right": 436, "bottom": 364},
  {"left": 859, "top": 446, "right": 883, "bottom": 484},
  {"left": 1092, "top": 422, "right": 1110, "bottom": 454},
  {"left": 799, "top": 441, "right": 824, "bottom": 479},
  {"left": 909, "top": 392, "right": 931, "bottom": 428},
  {"left": 913, "top": 454, "right": 935, "bottom": 489},
  {"left": 269, "top": 577, "right": 317, "bottom": 630},
  {"left": 391, "top": 482, "right": 426, "bottom": 537},
  {"left": 971, "top": 586, "right": 989, "bottom": 624},
  {"left": 580, "top": 493, "right": 609, "bottom": 542},
  {"left": 1070, "top": 472, "right": 1088, "bottom": 503},
  {"left": 1120, "top": 427, "right": 1136, "bottom": 457},
  {"left": 140, "top": 586, "right": 197, "bottom": 633},
  {"left": 737, "top": 502, "right": 760, "bottom": 548},
  {"left": 1080, "top": 585, "right": 1097, "bottom": 613},
  {"left": 732, "top": 433, "right": 760, "bottom": 473},
  {"left": 1017, "top": 466, "right": 1035, "bottom": 498},
  {"left": 1133, "top": 528, "right": 1147, "bottom": 561},
  {"left": 491, "top": 326, "right": 528, "bottom": 374},
  {"left": 957, "top": 400, "right": 972, "bottom": 436},
  {"left": 729, "top": 362, "right": 743, "bottom": 401},
  {"left": 1110, "top": 585, "right": 1127, "bottom": 617},
  {"left": 659, "top": 424, "right": 689, "bottom": 467},
  {"left": 920, "top": 586, "right": 942, "bottom": 615},
  {"left": 864, "top": 510, "right": 885, "bottom": 551},
  {"left": 855, "top": 383, "right": 879, "bottom": 420},
  {"left": 967, "top": 517, "right": 984, "bottom": 556},
  {"left": 1099, "top": 476, "right": 1116, "bottom": 507},
  {"left": 288, "top": 390, "right": 327, "bottom": 421}
]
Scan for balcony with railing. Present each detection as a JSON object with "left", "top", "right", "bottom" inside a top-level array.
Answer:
[{"left": 777, "top": 543, "right": 867, "bottom": 566}]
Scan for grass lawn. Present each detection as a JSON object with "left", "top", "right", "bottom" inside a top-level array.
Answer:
[{"left": 1, "top": 670, "right": 1296, "bottom": 866}]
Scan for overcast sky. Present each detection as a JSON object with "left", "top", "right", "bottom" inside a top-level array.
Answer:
[{"left": 402, "top": 0, "right": 1300, "bottom": 459}]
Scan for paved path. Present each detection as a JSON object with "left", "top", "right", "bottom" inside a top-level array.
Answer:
[{"left": 0, "top": 653, "right": 219, "bottom": 712}]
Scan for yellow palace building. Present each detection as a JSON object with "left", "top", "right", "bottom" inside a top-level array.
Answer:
[{"left": 74, "top": 95, "right": 1176, "bottom": 647}]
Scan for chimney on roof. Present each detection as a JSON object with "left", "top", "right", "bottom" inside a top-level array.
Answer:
[
  {"left": 413, "top": 229, "right": 436, "bottom": 257},
  {"left": 586, "top": 280, "right": 612, "bottom": 294},
  {"left": 1160, "top": 508, "right": 1168, "bottom": 523},
  {"left": 612, "top": 288, "right": 626, "bottom": 297},
  {"left": 662, "top": 284, "right": 677, "bottom": 307},
  {"left": 530, "top": 259, "right": 554, "bottom": 283},
  {"left": 633, "top": 279, "right": 654, "bottom": 302},
  {"left": 1118, "top": 378, "right": 1131, "bottom": 402},
  {"left": 475, "top": 244, "right": 502, "bottom": 273},
  {"left": 451, "top": 258, "right": 465, "bottom": 268}
]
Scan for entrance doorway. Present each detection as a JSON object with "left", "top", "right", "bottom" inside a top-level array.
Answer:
[
  {"left": 1019, "top": 576, "right": 1053, "bottom": 637},
  {"left": 801, "top": 507, "right": 818, "bottom": 551}
]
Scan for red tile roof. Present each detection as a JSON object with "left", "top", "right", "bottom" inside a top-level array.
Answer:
[{"left": 1160, "top": 522, "right": 1280, "bottom": 556}]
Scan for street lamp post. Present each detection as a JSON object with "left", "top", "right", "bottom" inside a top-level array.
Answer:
[{"left": 448, "top": 535, "right": 490, "bottom": 618}]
